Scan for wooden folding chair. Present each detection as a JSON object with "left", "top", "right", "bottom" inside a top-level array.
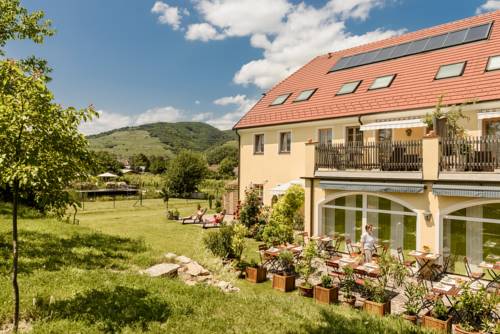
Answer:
[{"left": 464, "top": 256, "right": 485, "bottom": 284}]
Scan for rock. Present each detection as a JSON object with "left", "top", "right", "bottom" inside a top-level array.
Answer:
[
  {"left": 185, "top": 280, "right": 197, "bottom": 286},
  {"left": 196, "top": 275, "right": 212, "bottom": 282},
  {"left": 185, "top": 262, "right": 209, "bottom": 276},
  {"left": 164, "top": 253, "right": 177, "bottom": 262},
  {"left": 175, "top": 255, "right": 192, "bottom": 264},
  {"left": 144, "top": 263, "right": 180, "bottom": 278}
]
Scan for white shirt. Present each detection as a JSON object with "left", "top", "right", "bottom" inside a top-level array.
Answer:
[{"left": 361, "top": 232, "right": 376, "bottom": 251}]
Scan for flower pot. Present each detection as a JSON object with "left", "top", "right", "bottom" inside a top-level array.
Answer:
[
  {"left": 314, "top": 285, "right": 339, "bottom": 305},
  {"left": 452, "top": 325, "right": 482, "bottom": 334},
  {"left": 363, "top": 299, "right": 391, "bottom": 316},
  {"left": 342, "top": 295, "right": 356, "bottom": 308},
  {"left": 422, "top": 311, "right": 452, "bottom": 333},
  {"left": 298, "top": 285, "right": 314, "bottom": 298},
  {"left": 402, "top": 313, "right": 418, "bottom": 325},
  {"left": 272, "top": 273, "right": 295, "bottom": 292},
  {"left": 246, "top": 267, "right": 267, "bottom": 283}
]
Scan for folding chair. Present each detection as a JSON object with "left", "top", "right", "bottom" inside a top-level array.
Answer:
[
  {"left": 325, "top": 260, "right": 344, "bottom": 283},
  {"left": 325, "top": 238, "right": 341, "bottom": 258},
  {"left": 346, "top": 239, "right": 361, "bottom": 257},
  {"left": 431, "top": 254, "right": 453, "bottom": 281},
  {"left": 397, "top": 247, "right": 416, "bottom": 275},
  {"left": 419, "top": 279, "right": 440, "bottom": 311},
  {"left": 464, "top": 256, "right": 485, "bottom": 284},
  {"left": 258, "top": 244, "right": 279, "bottom": 272}
]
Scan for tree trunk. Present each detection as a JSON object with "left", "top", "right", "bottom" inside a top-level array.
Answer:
[{"left": 12, "top": 181, "right": 20, "bottom": 333}]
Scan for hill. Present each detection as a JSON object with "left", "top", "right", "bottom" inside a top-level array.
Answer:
[{"left": 87, "top": 122, "right": 237, "bottom": 159}]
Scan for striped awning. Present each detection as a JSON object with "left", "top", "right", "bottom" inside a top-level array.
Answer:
[
  {"left": 432, "top": 184, "right": 500, "bottom": 198},
  {"left": 478, "top": 109, "right": 500, "bottom": 120},
  {"left": 360, "top": 118, "right": 426, "bottom": 131},
  {"left": 319, "top": 180, "right": 424, "bottom": 193}
]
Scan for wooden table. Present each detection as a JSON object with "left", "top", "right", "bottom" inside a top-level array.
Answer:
[
  {"left": 479, "top": 261, "right": 500, "bottom": 289},
  {"left": 409, "top": 250, "right": 441, "bottom": 279},
  {"left": 432, "top": 285, "right": 462, "bottom": 321}
]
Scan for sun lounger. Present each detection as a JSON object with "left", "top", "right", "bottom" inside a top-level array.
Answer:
[
  {"left": 202, "top": 211, "right": 226, "bottom": 229},
  {"left": 182, "top": 208, "right": 207, "bottom": 224}
]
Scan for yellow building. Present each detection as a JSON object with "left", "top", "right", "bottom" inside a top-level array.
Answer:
[{"left": 234, "top": 11, "right": 500, "bottom": 274}]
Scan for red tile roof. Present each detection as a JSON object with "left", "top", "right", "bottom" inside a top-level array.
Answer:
[{"left": 234, "top": 11, "right": 500, "bottom": 129}]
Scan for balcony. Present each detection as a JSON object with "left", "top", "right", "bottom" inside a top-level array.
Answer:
[
  {"left": 314, "top": 140, "right": 422, "bottom": 179},
  {"left": 439, "top": 136, "right": 500, "bottom": 181}
]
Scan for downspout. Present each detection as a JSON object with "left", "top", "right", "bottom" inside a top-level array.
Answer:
[
  {"left": 309, "top": 179, "right": 314, "bottom": 235},
  {"left": 236, "top": 129, "right": 241, "bottom": 203}
]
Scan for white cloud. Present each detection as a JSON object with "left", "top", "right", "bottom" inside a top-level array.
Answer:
[
  {"left": 207, "top": 95, "right": 257, "bottom": 129},
  {"left": 151, "top": 1, "right": 184, "bottom": 30},
  {"left": 135, "top": 106, "right": 184, "bottom": 125},
  {"left": 164, "top": 0, "right": 403, "bottom": 89},
  {"left": 476, "top": 0, "right": 500, "bottom": 13},
  {"left": 195, "top": 100, "right": 201, "bottom": 105},
  {"left": 186, "top": 23, "right": 224, "bottom": 41},
  {"left": 79, "top": 110, "right": 132, "bottom": 135}
]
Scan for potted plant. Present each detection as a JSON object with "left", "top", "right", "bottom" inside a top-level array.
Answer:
[
  {"left": 296, "top": 241, "right": 317, "bottom": 297},
  {"left": 422, "top": 299, "right": 452, "bottom": 333},
  {"left": 314, "top": 275, "right": 338, "bottom": 305},
  {"left": 340, "top": 266, "right": 356, "bottom": 307},
  {"left": 401, "top": 281, "right": 425, "bottom": 324},
  {"left": 245, "top": 260, "right": 267, "bottom": 283},
  {"left": 454, "top": 285, "right": 499, "bottom": 334},
  {"left": 362, "top": 254, "right": 395, "bottom": 316},
  {"left": 272, "top": 250, "right": 295, "bottom": 292}
]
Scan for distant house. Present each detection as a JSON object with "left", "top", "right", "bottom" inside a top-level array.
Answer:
[{"left": 234, "top": 11, "right": 500, "bottom": 274}]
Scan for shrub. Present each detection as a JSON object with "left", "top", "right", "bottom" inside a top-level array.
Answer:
[
  {"left": 202, "top": 223, "right": 247, "bottom": 260},
  {"left": 455, "top": 285, "right": 498, "bottom": 332},
  {"left": 402, "top": 282, "right": 425, "bottom": 316},
  {"left": 239, "top": 187, "right": 262, "bottom": 228},
  {"left": 262, "top": 219, "right": 293, "bottom": 246},
  {"left": 431, "top": 299, "right": 448, "bottom": 320},
  {"left": 320, "top": 275, "right": 334, "bottom": 289},
  {"left": 296, "top": 241, "right": 318, "bottom": 288}
]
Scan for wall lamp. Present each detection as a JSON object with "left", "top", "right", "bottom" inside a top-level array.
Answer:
[{"left": 423, "top": 212, "right": 432, "bottom": 222}]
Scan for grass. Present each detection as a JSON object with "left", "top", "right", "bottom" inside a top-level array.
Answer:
[{"left": 0, "top": 199, "right": 429, "bottom": 333}]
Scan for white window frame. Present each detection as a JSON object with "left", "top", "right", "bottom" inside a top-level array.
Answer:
[
  {"left": 435, "top": 61, "right": 466, "bottom": 80},
  {"left": 486, "top": 55, "right": 500, "bottom": 72},
  {"left": 318, "top": 128, "right": 333, "bottom": 145}
]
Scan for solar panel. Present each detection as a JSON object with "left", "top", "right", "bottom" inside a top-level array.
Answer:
[
  {"left": 406, "top": 38, "right": 429, "bottom": 55},
  {"left": 374, "top": 46, "right": 397, "bottom": 62},
  {"left": 465, "top": 23, "right": 491, "bottom": 43},
  {"left": 390, "top": 42, "right": 411, "bottom": 58},
  {"left": 443, "top": 29, "right": 467, "bottom": 47},
  {"left": 329, "top": 21, "right": 493, "bottom": 72},
  {"left": 424, "top": 34, "right": 447, "bottom": 51}
]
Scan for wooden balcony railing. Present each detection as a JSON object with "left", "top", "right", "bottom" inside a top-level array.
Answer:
[
  {"left": 440, "top": 136, "right": 500, "bottom": 172},
  {"left": 315, "top": 140, "right": 422, "bottom": 172}
]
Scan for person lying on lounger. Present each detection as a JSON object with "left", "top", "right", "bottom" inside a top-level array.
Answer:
[
  {"left": 181, "top": 205, "right": 207, "bottom": 224},
  {"left": 204, "top": 209, "right": 226, "bottom": 225}
]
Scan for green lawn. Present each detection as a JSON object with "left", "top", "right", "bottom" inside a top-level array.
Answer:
[{"left": 0, "top": 199, "right": 429, "bottom": 333}]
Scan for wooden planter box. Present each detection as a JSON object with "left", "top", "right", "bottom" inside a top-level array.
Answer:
[
  {"left": 402, "top": 313, "right": 418, "bottom": 325},
  {"left": 245, "top": 267, "right": 267, "bottom": 283},
  {"left": 314, "top": 285, "right": 339, "bottom": 305},
  {"left": 272, "top": 274, "right": 295, "bottom": 292},
  {"left": 452, "top": 324, "right": 482, "bottom": 334},
  {"left": 422, "top": 311, "right": 452, "bottom": 333},
  {"left": 363, "top": 300, "right": 391, "bottom": 316},
  {"left": 298, "top": 285, "right": 314, "bottom": 298}
]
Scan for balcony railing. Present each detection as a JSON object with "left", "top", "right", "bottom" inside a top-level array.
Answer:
[
  {"left": 315, "top": 140, "right": 422, "bottom": 172},
  {"left": 440, "top": 136, "right": 500, "bottom": 172}
]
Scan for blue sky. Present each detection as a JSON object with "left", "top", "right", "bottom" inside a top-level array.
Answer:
[{"left": 5, "top": 0, "right": 499, "bottom": 134}]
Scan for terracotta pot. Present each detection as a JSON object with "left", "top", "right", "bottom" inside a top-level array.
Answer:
[
  {"left": 452, "top": 324, "right": 483, "bottom": 334},
  {"left": 272, "top": 273, "right": 295, "bottom": 292},
  {"left": 422, "top": 311, "right": 452, "bottom": 333},
  {"left": 363, "top": 299, "right": 391, "bottom": 316},
  {"left": 245, "top": 267, "right": 266, "bottom": 283},
  {"left": 298, "top": 285, "right": 314, "bottom": 297},
  {"left": 402, "top": 313, "right": 418, "bottom": 325},
  {"left": 314, "top": 285, "right": 339, "bottom": 305}
]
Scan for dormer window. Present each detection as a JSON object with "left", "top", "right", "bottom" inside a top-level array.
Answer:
[
  {"left": 435, "top": 62, "right": 466, "bottom": 80},
  {"left": 270, "top": 93, "right": 291, "bottom": 106},
  {"left": 486, "top": 55, "right": 500, "bottom": 72},
  {"left": 336, "top": 80, "right": 362, "bottom": 95}
]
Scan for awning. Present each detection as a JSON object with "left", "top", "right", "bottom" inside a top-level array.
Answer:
[
  {"left": 360, "top": 118, "right": 426, "bottom": 131},
  {"left": 97, "top": 172, "right": 118, "bottom": 178},
  {"left": 432, "top": 184, "right": 500, "bottom": 198},
  {"left": 319, "top": 180, "right": 424, "bottom": 193},
  {"left": 477, "top": 109, "right": 500, "bottom": 120},
  {"left": 270, "top": 179, "right": 305, "bottom": 196}
]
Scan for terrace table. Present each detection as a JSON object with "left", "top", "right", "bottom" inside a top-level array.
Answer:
[
  {"left": 432, "top": 284, "right": 462, "bottom": 321},
  {"left": 479, "top": 261, "right": 500, "bottom": 289},
  {"left": 409, "top": 250, "right": 441, "bottom": 279}
]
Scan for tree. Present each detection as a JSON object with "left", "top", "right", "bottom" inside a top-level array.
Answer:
[
  {"left": 129, "top": 153, "right": 150, "bottom": 172},
  {"left": 218, "top": 157, "right": 237, "bottom": 179},
  {"left": 148, "top": 155, "right": 169, "bottom": 174},
  {"left": 91, "top": 151, "right": 123, "bottom": 175},
  {"left": 0, "top": 59, "right": 96, "bottom": 331},
  {"left": 239, "top": 187, "right": 262, "bottom": 228},
  {"left": 163, "top": 150, "right": 207, "bottom": 198},
  {"left": 205, "top": 142, "right": 238, "bottom": 165}
]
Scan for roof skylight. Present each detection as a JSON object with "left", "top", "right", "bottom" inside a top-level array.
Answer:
[
  {"left": 270, "top": 93, "right": 291, "bottom": 106},
  {"left": 369, "top": 75, "right": 396, "bottom": 90},
  {"left": 295, "top": 89, "right": 317, "bottom": 102},
  {"left": 435, "top": 62, "right": 466, "bottom": 80},
  {"left": 337, "top": 81, "right": 362, "bottom": 95},
  {"left": 486, "top": 55, "right": 500, "bottom": 71}
]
